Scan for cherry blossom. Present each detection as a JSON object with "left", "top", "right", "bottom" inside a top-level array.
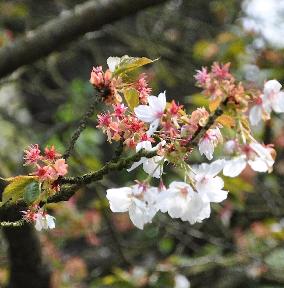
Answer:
[
  {"left": 250, "top": 80, "right": 284, "bottom": 126},
  {"left": 53, "top": 159, "right": 68, "bottom": 177},
  {"left": 262, "top": 80, "right": 284, "bottom": 114},
  {"left": 24, "top": 144, "right": 41, "bottom": 165},
  {"left": 192, "top": 160, "right": 228, "bottom": 203},
  {"left": 223, "top": 142, "right": 275, "bottom": 177},
  {"left": 22, "top": 206, "right": 56, "bottom": 231},
  {"left": 158, "top": 181, "right": 210, "bottom": 224},
  {"left": 135, "top": 74, "right": 152, "bottom": 104},
  {"left": 127, "top": 141, "right": 165, "bottom": 178},
  {"left": 134, "top": 92, "right": 167, "bottom": 135},
  {"left": 107, "top": 56, "right": 121, "bottom": 72},
  {"left": 194, "top": 67, "right": 210, "bottom": 86},
  {"left": 198, "top": 127, "right": 223, "bottom": 160},
  {"left": 174, "top": 274, "right": 190, "bottom": 288},
  {"left": 35, "top": 212, "right": 56, "bottom": 231},
  {"left": 106, "top": 184, "right": 159, "bottom": 229}
]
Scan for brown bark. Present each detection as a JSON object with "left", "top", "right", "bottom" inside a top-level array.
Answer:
[
  {"left": 0, "top": 0, "right": 167, "bottom": 79},
  {"left": 3, "top": 224, "right": 50, "bottom": 288}
]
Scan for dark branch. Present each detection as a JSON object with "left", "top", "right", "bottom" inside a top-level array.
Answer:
[
  {"left": 63, "top": 95, "right": 99, "bottom": 160},
  {"left": 0, "top": 0, "right": 168, "bottom": 79},
  {"left": 59, "top": 149, "right": 157, "bottom": 185}
]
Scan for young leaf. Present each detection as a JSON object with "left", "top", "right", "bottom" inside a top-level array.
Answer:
[
  {"left": 111, "top": 55, "right": 154, "bottom": 76},
  {"left": 217, "top": 114, "right": 235, "bottom": 128},
  {"left": 2, "top": 176, "right": 37, "bottom": 204},
  {"left": 123, "top": 88, "right": 140, "bottom": 110},
  {"left": 23, "top": 181, "right": 41, "bottom": 204},
  {"left": 209, "top": 96, "right": 222, "bottom": 112}
]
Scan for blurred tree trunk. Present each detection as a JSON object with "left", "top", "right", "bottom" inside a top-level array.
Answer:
[{"left": 3, "top": 225, "right": 50, "bottom": 288}]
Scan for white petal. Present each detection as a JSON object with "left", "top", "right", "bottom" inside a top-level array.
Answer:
[
  {"left": 181, "top": 194, "right": 211, "bottom": 224},
  {"left": 174, "top": 274, "right": 190, "bottom": 288},
  {"left": 264, "top": 79, "right": 282, "bottom": 95},
  {"left": 147, "top": 119, "right": 159, "bottom": 136},
  {"left": 272, "top": 91, "right": 284, "bottom": 113},
  {"left": 128, "top": 202, "right": 149, "bottom": 229},
  {"left": 167, "top": 197, "right": 187, "bottom": 219},
  {"left": 157, "top": 92, "right": 167, "bottom": 110},
  {"left": 193, "top": 160, "right": 224, "bottom": 179},
  {"left": 127, "top": 158, "right": 144, "bottom": 172},
  {"left": 148, "top": 92, "right": 166, "bottom": 109},
  {"left": 134, "top": 105, "right": 156, "bottom": 123},
  {"left": 142, "top": 156, "right": 163, "bottom": 178},
  {"left": 248, "top": 158, "right": 269, "bottom": 172},
  {"left": 45, "top": 215, "right": 56, "bottom": 229},
  {"left": 199, "top": 138, "right": 214, "bottom": 160},
  {"left": 106, "top": 187, "right": 132, "bottom": 212},
  {"left": 249, "top": 105, "right": 262, "bottom": 126},
  {"left": 207, "top": 188, "right": 228, "bottom": 203},
  {"left": 196, "top": 176, "right": 227, "bottom": 203},
  {"left": 249, "top": 142, "right": 274, "bottom": 170},
  {"left": 208, "top": 159, "right": 226, "bottom": 177},
  {"left": 35, "top": 216, "right": 43, "bottom": 231},
  {"left": 136, "top": 141, "right": 152, "bottom": 152},
  {"left": 223, "top": 156, "right": 247, "bottom": 177},
  {"left": 107, "top": 56, "right": 121, "bottom": 72}
]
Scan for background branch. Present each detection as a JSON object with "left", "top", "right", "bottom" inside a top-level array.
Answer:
[{"left": 0, "top": 0, "right": 168, "bottom": 79}]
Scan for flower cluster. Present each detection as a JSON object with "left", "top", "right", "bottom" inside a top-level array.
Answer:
[
  {"left": 90, "top": 56, "right": 152, "bottom": 106},
  {"left": 92, "top": 56, "right": 278, "bottom": 229},
  {"left": 97, "top": 104, "right": 149, "bottom": 147},
  {"left": 24, "top": 144, "right": 68, "bottom": 182},
  {"left": 19, "top": 56, "right": 280, "bottom": 232},
  {"left": 21, "top": 144, "right": 68, "bottom": 229},
  {"left": 107, "top": 160, "right": 227, "bottom": 229},
  {"left": 22, "top": 205, "right": 55, "bottom": 231}
]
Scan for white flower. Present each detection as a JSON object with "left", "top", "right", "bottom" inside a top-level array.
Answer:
[
  {"left": 249, "top": 80, "right": 284, "bottom": 126},
  {"left": 175, "top": 274, "right": 190, "bottom": 288},
  {"left": 106, "top": 184, "right": 158, "bottom": 229},
  {"left": 158, "top": 181, "right": 210, "bottom": 224},
  {"left": 198, "top": 127, "right": 223, "bottom": 160},
  {"left": 248, "top": 142, "right": 274, "bottom": 172},
  {"left": 192, "top": 160, "right": 228, "bottom": 203},
  {"left": 127, "top": 141, "right": 165, "bottom": 178},
  {"left": 262, "top": 80, "right": 284, "bottom": 114},
  {"left": 223, "top": 142, "right": 274, "bottom": 177},
  {"left": 107, "top": 56, "right": 122, "bottom": 72},
  {"left": 134, "top": 92, "right": 166, "bottom": 135},
  {"left": 223, "top": 155, "right": 247, "bottom": 177},
  {"left": 35, "top": 213, "right": 56, "bottom": 231}
]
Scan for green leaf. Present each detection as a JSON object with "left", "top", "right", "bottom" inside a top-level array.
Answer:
[
  {"left": 23, "top": 181, "right": 41, "bottom": 203},
  {"left": 2, "top": 176, "right": 37, "bottom": 204},
  {"left": 112, "top": 56, "right": 155, "bottom": 76},
  {"left": 123, "top": 88, "right": 140, "bottom": 110},
  {"left": 159, "top": 238, "right": 174, "bottom": 254}
]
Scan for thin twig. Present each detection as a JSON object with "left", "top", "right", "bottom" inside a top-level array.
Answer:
[
  {"left": 63, "top": 96, "right": 99, "bottom": 160},
  {"left": 0, "top": 219, "right": 25, "bottom": 227}
]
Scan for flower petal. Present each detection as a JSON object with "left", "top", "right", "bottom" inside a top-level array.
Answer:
[
  {"left": 223, "top": 156, "right": 247, "bottom": 177},
  {"left": 134, "top": 105, "right": 156, "bottom": 123},
  {"left": 249, "top": 105, "right": 262, "bottom": 126},
  {"left": 106, "top": 187, "right": 132, "bottom": 212}
]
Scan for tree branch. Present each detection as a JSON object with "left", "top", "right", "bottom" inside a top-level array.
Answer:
[
  {"left": 0, "top": 0, "right": 168, "bottom": 79},
  {"left": 63, "top": 95, "right": 99, "bottom": 160},
  {"left": 3, "top": 224, "right": 51, "bottom": 288}
]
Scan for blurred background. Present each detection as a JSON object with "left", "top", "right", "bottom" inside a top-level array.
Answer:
[{"left": 1, "top": 0, "right": 284, "bottom": 287}]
